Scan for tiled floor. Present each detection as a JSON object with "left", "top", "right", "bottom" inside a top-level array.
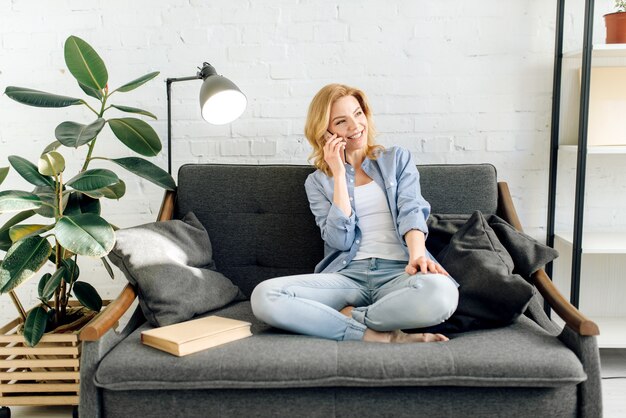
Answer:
[{"left": 4, "top": 349, "right": 626, "bottom": 417}]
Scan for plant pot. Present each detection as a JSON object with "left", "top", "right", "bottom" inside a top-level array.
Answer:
[
  {"left": 0, "top": 301, "right": 107, "bottom": 411},
  {"left": 604, "top": 12, "right": 626, "bottom": 44}
]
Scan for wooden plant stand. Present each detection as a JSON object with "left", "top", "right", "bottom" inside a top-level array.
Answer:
[
  {"left": 0, "top": 300, "right": 109, "bottom": 416},
  {"left": 0, "top": 315, "right": 81, "bottom": 408}
]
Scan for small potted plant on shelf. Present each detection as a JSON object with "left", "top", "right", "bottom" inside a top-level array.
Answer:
[
  {"left": 605, "top": 0, "right": 626, "bottom": 44},
  {"left": 0, "top": 35, "right": 176, "bottom": 340}
]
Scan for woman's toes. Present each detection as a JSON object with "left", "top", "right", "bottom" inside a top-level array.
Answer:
[{"left": 389, "top": 330, "right": 449, "bottom": 343}]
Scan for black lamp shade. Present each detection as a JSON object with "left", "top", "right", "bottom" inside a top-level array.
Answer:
[{"left": 199, "top": 75, "right": 247, "bottom": 125}]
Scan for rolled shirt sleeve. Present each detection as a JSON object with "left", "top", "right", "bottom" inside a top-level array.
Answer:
[
  {"left": 305, "top": 176, "right": 356, "bottom": 251},
  {"left": 394, "top": 148, "right": 431, "bottom": 240}
]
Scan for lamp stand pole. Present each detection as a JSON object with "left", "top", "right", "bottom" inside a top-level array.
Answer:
[{"left": 166, "top": 74, "right": 202, "bottom": 175}]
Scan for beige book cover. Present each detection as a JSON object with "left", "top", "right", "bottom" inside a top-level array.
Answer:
[{"left": 141, "top": 315, "right": 252, "bottom": 357}]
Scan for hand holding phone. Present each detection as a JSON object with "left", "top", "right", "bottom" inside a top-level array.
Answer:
[{"left": 325, "top": 130, "right": 347, "bottom": 164}]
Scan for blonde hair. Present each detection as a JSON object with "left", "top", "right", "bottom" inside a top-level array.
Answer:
[{"left": 304, "top": 84, "right": 384, "bottom": 176}]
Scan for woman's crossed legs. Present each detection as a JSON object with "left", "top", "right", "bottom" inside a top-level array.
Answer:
[{"left": 251, "top": 260, "right": 458, "bottom": 343}]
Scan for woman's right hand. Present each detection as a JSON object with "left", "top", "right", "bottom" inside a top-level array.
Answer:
[{"left": 323, "top": 131, "right": 346, "bottom": 176}]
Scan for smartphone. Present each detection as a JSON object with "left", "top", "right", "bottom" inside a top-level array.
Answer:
[{"left": 327, "top": 130, "right": 347, "bottom": 164}]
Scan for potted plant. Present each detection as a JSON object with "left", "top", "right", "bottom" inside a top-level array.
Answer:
[
  {"left": 0, "top": 35, "right": 175, "bottom": 347},
  {"left": 605, "top": 1, "right": 626, "bottom": 43}
]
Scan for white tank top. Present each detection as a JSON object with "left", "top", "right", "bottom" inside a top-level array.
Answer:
[{"left": 353, "top": 181, "right": 408, "bottom": 261}]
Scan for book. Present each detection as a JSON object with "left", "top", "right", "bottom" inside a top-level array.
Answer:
[{"left": 141, "top": 315, "right": 252, "bottom": 356}]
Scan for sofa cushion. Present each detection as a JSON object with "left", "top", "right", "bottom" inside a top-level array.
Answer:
[
  {"left": 434, "top": 211, "right": 535, "bottom": 331},
  {"left": 94, "top": 302, "right": 586, "bottom": 391},
  {"left": 107, "top": 212, "right": 244, "bottom": 327},
  {"left": 427, "top": 213, "right": 559, "bottom": 279}
]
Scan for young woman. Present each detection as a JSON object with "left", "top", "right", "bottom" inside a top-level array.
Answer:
[{"left": 251, "top": 84, "right": 459, "bottom": 343}]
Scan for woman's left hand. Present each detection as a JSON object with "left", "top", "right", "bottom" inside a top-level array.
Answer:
[{"left": 405, "top": 256, "right": 449, "bottom": 276}]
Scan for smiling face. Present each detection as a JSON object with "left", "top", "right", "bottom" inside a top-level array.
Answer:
[{"left": 328, "top": 95, "right": 368, "bottom": 153}]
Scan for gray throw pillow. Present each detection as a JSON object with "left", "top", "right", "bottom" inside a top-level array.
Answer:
[
  {"left": 436, "top": 211, "right": 535, "bottom": 330},
  {"left": 107, "top": 212, "right": 244, "bottom": 327},
  {"left": 487, "top": 217, "right": 559, "bottom": 278},
  {"left": 427, "top": 213, "right": 559, "bottom": 281}
]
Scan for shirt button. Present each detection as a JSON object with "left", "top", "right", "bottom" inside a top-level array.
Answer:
[
  {"left": 390, "top": 182, "right": 395, "bottom": 186},
  {"left": 350, "top": 179, "right": 354, "bottom": 183},
  {"left": 356, "top": 240, "right": 360, "bottom": 244},
  {"left": 342, "top": 260, "right": 347, "bottom": 265},
  {"left": 349, "top": 197, "right": 354, "bottom": 201},
  {"left": 351, "top": 168, "right": 354, "bottom": 172}
]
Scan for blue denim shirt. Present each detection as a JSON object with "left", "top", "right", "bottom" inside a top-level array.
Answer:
[{"left": 305, "top": 146, "right": 431, "bottom": 273}]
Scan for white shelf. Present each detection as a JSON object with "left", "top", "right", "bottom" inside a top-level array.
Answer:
[
  {"left": 564, "top": 44, "right": 626, "bottom": 58},
  {"left": 560, "top": 145, "right": 626, "bottom": 154},
  {"left": 553, "top": 316, "right": 626, "bottom": 348},
  {"left": 555, "top": 231, "right": 626, "bottom": 254}
]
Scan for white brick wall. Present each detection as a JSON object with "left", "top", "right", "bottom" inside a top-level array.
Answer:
[{"left": 0, "top": 0, "right": 620, "bottom": 323}]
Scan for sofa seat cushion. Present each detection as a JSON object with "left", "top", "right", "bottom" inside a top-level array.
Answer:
[{"left": 94, "top": 302, "right": 586, "bottom": 391}]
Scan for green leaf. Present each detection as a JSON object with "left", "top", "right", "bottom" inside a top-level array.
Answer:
[
  {"left": 38, "top": 151, "right": 65, "bottom": 176},
  {"left": 32, "top": 186, "right": 63, "bottom": 219},
  {"left": 116, "top": 71, "right": 159, "bottom": 93},
  {"left": 0, "top": 236, "right": 52, "bottom": 293},
  {"left": 64, "top": 192, "right": 101, "bottom": 216},
  {"left": 80, "top": 190, "right": 104, "bottom": 199},
  {"left": 24, "top": 307, "right": 48, "bottom": 346},
  {"left": 108, "top": 118, "right": 162, "bottom": 157},
  {"left": 101, "top": 256, "right": 114, "bottom": 279},
  {"left": 64, "top": 36, "right": 108, "bottom": 91},
  {"left": 110, "top": 104, "right": 157, "bottom": 120},
  {"left": 8, "top": 156, "right": 54, "bottom": 187},
  {"left": 53, "top": 214, "right": 115, "bottom": 257},
  {"left": 55, "top": 118, "right": 106, "bottom": 148},
  {"left": 41, "top": 141, "right": 63, "bottom": 156},
  {"left": 37, "top": 272, "right": 52, "bottom": 299},
  {"left": 0, "top": 210, "right": 35, "bottom": 251},
  {"left": 110, "top": 157, "right": 176, "bottom": 190},
  {"left": 4, "top": 86, "right": 83, "bottom": 108},
  {"left": 97, "top": 179, "right": 126, "bottom": 199},
  {"left": 9, "top": 224, "right": 52, "bottom": 242},
  {"left": 41, "top": 267, "right": 65, "bottom": 301},
  {"left": 62, "top": 258, "right": 80, "bottom": 283},
  {"left": 66, "top": 169, "right": 119, "bottom": 192},
  {"left": 0, "top": 167, "right": 9, "bottom": 186},
  {"left": 78, "top": 81, "right": 103, "bottom": 100},
  {"left": 73, "top": 281, "right": 102, "bottom": 312},
  {"left": 0, "top": 190, "right": 43, "bottom": 214}
]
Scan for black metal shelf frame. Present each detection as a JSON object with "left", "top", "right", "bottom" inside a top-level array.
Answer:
[{"left": 546, "top": 0, "right": 595, "bottom": 309}]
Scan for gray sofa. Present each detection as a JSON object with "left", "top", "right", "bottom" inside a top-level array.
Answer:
[{"left": 78, "top": 163, "right": 602, "bottom": 418}]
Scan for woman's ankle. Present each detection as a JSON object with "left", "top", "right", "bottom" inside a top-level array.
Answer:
[
  {"left": 339, "top": 305, "right": 355, "bottom": 318},
  {"left": 363, "top": 328, "right": 392, "bottom": 343}
]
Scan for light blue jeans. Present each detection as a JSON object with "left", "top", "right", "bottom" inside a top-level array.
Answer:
[{"left": 250, "top": 258, "right": 459, "bottom": 341}]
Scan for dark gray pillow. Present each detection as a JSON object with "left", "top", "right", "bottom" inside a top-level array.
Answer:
[
  {"left": 108, "top": 212, "right": 244, "bottom": 327},
  {"left": 436, "top": 211, "right": 535, "bottom": 331},
  {"left": 487, "top": 217, "right": 559, "bottom": 278},
  {"left": 427, "top": 213, "right": 559, "bottom": 281}
]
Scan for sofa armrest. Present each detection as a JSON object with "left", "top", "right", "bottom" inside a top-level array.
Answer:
[
  {"left": 79, "top": 284, "right": 137, "bottom": 341},
  {"left": 496, "top": 182, "right": 599, "bottom": 337},
  {"left": 79, "top": 190, "right": 178, "bottom": 341},
  {"left": 157, "top": 189, "right": 176, "bottom": 222}
]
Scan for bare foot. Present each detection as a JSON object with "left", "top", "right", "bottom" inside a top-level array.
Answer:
[
  {"left": 390, "top": 330, "right": 449, "bottom": 343},
  {"left": 339, "top": 305, "right": 354, "bottom": 317},
  {"left": 363, "top": 328, "right": 449, "bottom": 343}
]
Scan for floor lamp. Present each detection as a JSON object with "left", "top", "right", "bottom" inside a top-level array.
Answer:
[{"left": 166, "top": 62, "right": 247, "bottom": 174}]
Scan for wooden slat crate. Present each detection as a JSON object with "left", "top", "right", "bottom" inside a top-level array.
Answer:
[{"left": 0, "top": 316, "right": 81, "bottom": 407}]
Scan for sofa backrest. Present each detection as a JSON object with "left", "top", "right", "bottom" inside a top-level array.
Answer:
[{"left": 175, "top": 163, "right": 498, "bottom": 297}]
